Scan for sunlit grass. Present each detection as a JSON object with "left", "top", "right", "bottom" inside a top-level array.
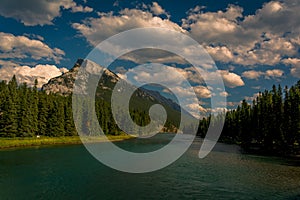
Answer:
[{"left": 0, "top": 134, "right": 133, "bottom": 149}]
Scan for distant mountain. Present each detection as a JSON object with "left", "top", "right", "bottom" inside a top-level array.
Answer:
[
  {"left": 42, "top": 59, "right": 166, "bottom": 105},
  {"left": 41, "top": 59, "right": 194, "bottom": 132},
  {"left": 42, "top": 59, "right": 83, "bottom": 95}
]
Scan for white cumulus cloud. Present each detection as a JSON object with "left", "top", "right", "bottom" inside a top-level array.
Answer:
[
  {"left": 219, "top": 91, "right": 230, "bottom": 97},
  {"left": 193, "top": 85, "right": 211, "bottom": 98},
  {"left": 150, "top": 2, "right": 169, "bottom": 17},
  {"left": 0, "top": 32, "right": 65, "bottom": 64},
  {"left": 282, "top": 58, "right": 300, "bottom": 78},
  {"left": 183, "top": 1, "right": 300, "bottom": 68},
  {"left": 242, "top": 69, "right": 284, "bottom": 79},
  {"left": 218, "top": 70, "right": 244, "bottom": 88},
  {"left": 0, "top": 0, "right": 93, "bottom": 26},
  {"left": 0, "top": 64, "right": 68, "bottom": 88},
  {"left": 242, "top": 70, "right": 264, "bottom": 80},
  {"left": 72, "top": 4, "right": 184, "bottom": 46}
]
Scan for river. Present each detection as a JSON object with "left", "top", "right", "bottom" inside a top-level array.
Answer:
[{"left": 0, "top": 134, "right": 300, "bottom": 199}]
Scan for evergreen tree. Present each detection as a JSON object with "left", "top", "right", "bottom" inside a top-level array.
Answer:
[
  {"left": 47, "top": 97, "right": 65, "bottom": 136},
  {"left": 64, "top": 97, "right": 76, "bottom": 136},
  {"left": 0, "top": 76, "right": 19, "bottom": 137}
]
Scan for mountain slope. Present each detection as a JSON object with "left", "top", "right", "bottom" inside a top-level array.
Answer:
[
  {"left": 42, "top": 59, "right": 192, "bottom": 132},
  {"left": 42, "top": 59, "right": 83, "bottom": 95}
]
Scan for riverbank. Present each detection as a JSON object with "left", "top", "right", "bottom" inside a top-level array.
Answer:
[{"left": 0, "top": 135, "right": 133, "bottom": 149}]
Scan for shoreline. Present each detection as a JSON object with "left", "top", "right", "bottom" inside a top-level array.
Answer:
[
  {"left": 0, "top": 135, "right": 133, "bottom": 150},
  {"left": 1, "top": 134, "right": 299, "bottom": 161}
]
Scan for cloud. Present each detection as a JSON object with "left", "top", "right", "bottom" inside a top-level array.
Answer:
[
  {"left": 22, "top": 33, "right": 44, "bottom": 41},
  {"left": 72, "top": 5, "right": 184, "bottom": 46},
  {"left": 206, "top": 107, "right": 227, "bottom": 114},
  {"left": 242, "top": 69, "right": 284, "bottom": 79},
  {"left": 219, "top": 91, "right": 229, "bottom": 97},
  {"left": 242, "top": 1, "right": 300, "bottom": 37},
  {"left": 119, "top": 65, "right": 183, "bottom": 86},
  {"left": 113, "top": 63, "right": 234, "bottom": 118},
  {"left": 150, "top": 2, "right": 169, "bottom": 17},
  {"left": 227, "top": 101, "right": 240, "bottom": 107},
  {"left": 242, "top": 70, "right": 263, "bottom": 79},
  {"left": 71, "top": 1, "right": 300, "bottom": 73},
  {"left": 244, "top": 92, "right": 260, "bottom": 102},
  {"left": 71, "top": 5, "right": 93, "bottom": 13},
  {"left": 206, "top": 46, "right": 234, "bottom": 63},
  {"left": 193, "top": 85, "right": 211, "bottom": 98},
  {"left": 282, "top": 58, "right": 300, "bottom": 78},
  {"left": 0, "top": 60, "right": 22, "bottom": 68},
  {"left": 70, "top": 1, "right": 300, "bottom": 72},
  {"left": 118, "top": 49, "right": 187, "bottom": 65},
  {"left": 0, "top": 64, "right": 68, "bottom": 88},
  {"left": 182, "top": 1, "right": 300, "bottom": 67},
  {"left": 150, "top": 66, "right": 244, "bottom": 89},
  {"left": 265, "top": 69, "right": 284, "bottom": 79},
  {"left": 115, "top": 66, "right": 127, "bottom": 74},
  {"left": 186, "top": 103, "right": 207, "bottom": 118},
  {"left": 0, "top": 32, "right": 65, "bottom": 64},
  {"left": 218, "top": 70, "right": 244, "bottom": 88},
  {"left": 116, "top": 64, "right": 212, "bottom": 118},
  {"left": 0, "top": 0, "right": 93, "bottom": 26},
  {"left": 175, "top": 67, "right": 204, "bottom": 84},
  {"left": 182, "top": 5, "right": 244, "bottom": 45}
]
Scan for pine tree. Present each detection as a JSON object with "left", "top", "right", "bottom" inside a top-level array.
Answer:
[
  {"left": 64, "top": 97, "right": 76, "bottom": 136},
  {"left": 47, "top": 97, "right": 65, "bottom": 136},
  {"left": 37, "top": 91, "right": 49, "bottom": 136},
  {"left": 17, "top": 83, "right": 33, "bottom": 137},
  {"left": 0, "top": 76, "right": 19, "bottom": 137}
]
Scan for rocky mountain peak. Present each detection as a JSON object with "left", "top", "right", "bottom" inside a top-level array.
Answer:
[
  {"left": 42, "top": 59, "right": 119, "bottom": 95},
  {"left": 41, "top": 59, "right": 84, "bottom": 95},
  {"left": 41, "top": 59, "right": 186, "bottom": 120}
]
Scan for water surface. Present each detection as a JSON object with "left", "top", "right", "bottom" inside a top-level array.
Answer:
[{"left": 0, "top": 135, "right": 300, "bottom": 199}]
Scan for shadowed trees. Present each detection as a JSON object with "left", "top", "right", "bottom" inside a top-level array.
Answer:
[{"left": 199, "top": 82, "right": 300, "bottom": 156}]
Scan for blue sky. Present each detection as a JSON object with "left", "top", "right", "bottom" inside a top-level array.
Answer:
[{"left": 0, "top": 0, "right": 300, "bottom": 112}]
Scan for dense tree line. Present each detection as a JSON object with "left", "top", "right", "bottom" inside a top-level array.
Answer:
[
  {"left": 2, "top": 75, "right": 300, "bottom": 156},
  {"left": 0, "top": 76, "right": 76, "bottom": 137},
  {"left": 199, "top": 81, "right": 300, "bottom": 156},
  {"left": 0, "top": 76, "right": 154, "bottom": 137}
]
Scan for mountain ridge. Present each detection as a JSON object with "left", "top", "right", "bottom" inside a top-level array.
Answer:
[
  {"left": 41, "top": 59, "right": 194, "bottom": 133},
  {"left": 42, "top": 59, "right": 183, "bottom": 113}
]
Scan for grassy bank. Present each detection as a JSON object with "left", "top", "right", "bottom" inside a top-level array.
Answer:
[{"left": 0, "top": 135, "right": 133, "bottom": 149}]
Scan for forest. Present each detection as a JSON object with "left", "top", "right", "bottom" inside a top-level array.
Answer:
[
  {"left": 1, "top": 75, "right": 300, "bottom": 156},
  {"left": 198, "top": 82, "right": 300, "bottom": 156},
  {"left": 0, "top": 75, "right": 153, "bottom": 138}
]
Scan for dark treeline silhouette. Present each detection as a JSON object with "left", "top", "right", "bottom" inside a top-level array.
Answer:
[
  {"left": 0, "top": 75, "right": 152, "bottom": 137},
  {"left": 198, "top": 81, "right": 300, "bottom": 156},
  {"left": 0, "top": 76, "right": 76, "bottom": 137},
  {"left": 1, "top": 75, "right": 300, "bottom": 156}
]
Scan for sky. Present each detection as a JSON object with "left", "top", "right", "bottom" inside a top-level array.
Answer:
[{"left": 0, "top": 0, "right": 300, "bottom": 113}]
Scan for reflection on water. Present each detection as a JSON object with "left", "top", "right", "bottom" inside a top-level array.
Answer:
[{"left": 0, "top": 134, "right": 300, "bottom": 199}]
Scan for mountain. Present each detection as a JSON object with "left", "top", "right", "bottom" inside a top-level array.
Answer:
[
  {"left": 41, "top": 59, "right": 83, "bottom": 95},
  {"left": 42, "top": 59, "right": 166, "bottom": 106},
  {"left": 41, "top": 59, "right": 193, "bottom": 132}
]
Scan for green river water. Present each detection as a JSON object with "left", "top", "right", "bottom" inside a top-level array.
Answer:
[{"left": 1, "top": 134, "right": 300, "bottom": 199}]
